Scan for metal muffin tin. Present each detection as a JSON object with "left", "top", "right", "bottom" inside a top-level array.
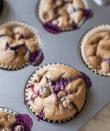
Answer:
[{"left": 0, "top": 0, "right": 110, "bottom": 131}]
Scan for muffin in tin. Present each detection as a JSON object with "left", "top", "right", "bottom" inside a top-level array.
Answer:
[
  {"left": 38, "top": 0, "right": 92, "bottom": 34},
  {"left": 0, "top": 21, "right": 44, "bottom": 70},
  {"left": 0, "top": 107, "right": 33, "bottom": 131},
  {"left": 25, "top": 64, "right": 91, "bottom": 123},
  {"left": 81, "top": 25, "right": 110, "bottom": 76}
]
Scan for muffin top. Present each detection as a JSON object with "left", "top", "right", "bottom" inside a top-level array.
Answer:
[
  {"left": 0, "top": 112, "right": 16, "bottom": 130},
  {"left": 39, "top": 0, "right": 92, "bottom": 33},
  {"left": 0, "top": 22, "right": 43, "bottom": 70},
  {"left": 81, "top": 26, "right": 110, "bottom": 75},
  {"left": 25, "top": 64, "right": 91, "bottom": 122},
  {"left": 0, "top": 110, "right": 33, "bottom": 131}
]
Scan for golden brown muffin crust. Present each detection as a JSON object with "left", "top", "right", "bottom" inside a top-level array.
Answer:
[
  {"left": 0, "top": 22, "right": 40, "bottom": 69},
  {"left": 25, "top": 64, "right": 87, "bottom": 122},
  {"left": 39, "top": 0, "right": 88, "bottom": 30},
  {"left": 84, "top": 31, "right": 110, "bottom": 73},
  {"left": 0, "top": 112, "right": 16, "bottom": 130}
]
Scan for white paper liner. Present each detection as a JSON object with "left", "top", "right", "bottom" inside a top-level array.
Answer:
[
  {"left": 81, "top": 24, "right": 110, "bottom": 76},
  {"left": 0, "top": 20, "right": 42, "bottom": 70}
]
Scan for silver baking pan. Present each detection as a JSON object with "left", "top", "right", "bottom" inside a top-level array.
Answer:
[{"left": 0, "top": 0, "right": 110, "bottom": 131}]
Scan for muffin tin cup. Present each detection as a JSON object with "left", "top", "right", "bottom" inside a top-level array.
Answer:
[
  {"left": 24, "top": 63, "right": 89, "bottom": 124},
  {"left": 0, "top": 20, "right": 42, "bottom": 70},
  {"left": 80, "top": 24, "right": 110, "bottom": 76},
  {"left": 38, "top": 0, "right": 92, "bottom": 33}
]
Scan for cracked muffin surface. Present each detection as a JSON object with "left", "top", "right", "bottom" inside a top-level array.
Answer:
[
  {"left": 0, "top": 0, "right": 3, "bottom": 15},
  {"left": 0, "top": 110, "right": 33, "bottom": 131},
  {"left": 0, "top": 21, "right": 44, "bottom": 70},
  {"left": 81, "top": 25, "right": 110, "bottom": 76},
  {"left": 0, "top": 112, "right": 16, "bottom": 130},
  {"left": 25, "top": 64, "right": 91, "bottom": 122},
  {"left": 38, "top": 0, "right": 92, "bottom": 33}
]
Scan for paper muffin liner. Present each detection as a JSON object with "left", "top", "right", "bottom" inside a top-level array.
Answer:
[
  {"left": 38, "top": 0, "right": 92, "bottom": 34},
  {"left": 0, "top": 107, "right": 33, "bottom": 130},
  {"left": 80, "top": 24, "right": 110, "bottom": 76},
  {"left": 0, "top": 20, "right": 43, "bottom": 70},
  {"left": 0, "top": 107, "right": 17, "bottom": 116},
  {"left": 24, "top": 63, "right": 89, "bottom": 123},
  {"left": 0, "top": 63, "right": 28, "bottom": 71}
]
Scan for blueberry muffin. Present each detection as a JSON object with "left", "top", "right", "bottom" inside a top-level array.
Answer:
[
  {"left": 38, "top": 0, "right": 92, "bottom": 34},
  {"left": 0, "top": 21, "right": 44, "bottom": 70},
  {"left": 25, "top": 64, "right": 91, "bottom": 123},
  {"left": 81, "top": 25, "right": 110, "bottom": 76},
  {"left": 0, "top": 107, "right": 33, "bottom": 131}
]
